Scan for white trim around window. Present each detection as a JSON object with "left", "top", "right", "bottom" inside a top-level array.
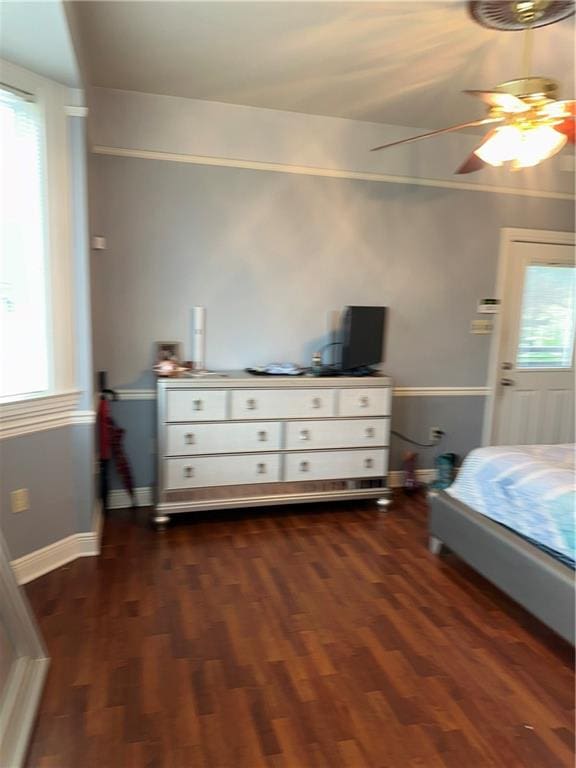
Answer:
[{"left": 1, "top": 60, "right": 77, "bottom": 406}]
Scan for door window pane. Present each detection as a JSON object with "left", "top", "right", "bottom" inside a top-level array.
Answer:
[{"left": 516, "top": 265, "right": 576, "bottom": 369}]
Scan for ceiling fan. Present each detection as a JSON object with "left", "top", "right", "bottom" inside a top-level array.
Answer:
[{"left": 371, "top": 0, "right": 576, "bottom": 174}]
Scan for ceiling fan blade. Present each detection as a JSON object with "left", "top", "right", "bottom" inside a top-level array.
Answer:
[
  {"left": 455, "top": 129, "right": 498, "bottom": 174},
  {"left": 553, "top": 100, "right": 576, "bottom": 143},
  {"left": 455, "top": 152, "right": 488, "bottom": 175},
  {"left": 370, "top": 117, "right": 502, "bottom": 152},
  {"left": 464, "top": 90, "right": 530, "bottom": 113}
]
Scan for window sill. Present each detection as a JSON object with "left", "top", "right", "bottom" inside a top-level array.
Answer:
[{"left": 0, "top": 390, "right": 95, "bottom": 440}]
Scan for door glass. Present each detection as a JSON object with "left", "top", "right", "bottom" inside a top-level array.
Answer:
[{"left": 516, "top": 264, "right": 576, "bottom": 369}]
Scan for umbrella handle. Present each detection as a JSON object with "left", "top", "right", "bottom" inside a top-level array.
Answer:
[{"left": 98, "top": 371, "right": 118, "bottom": 400}]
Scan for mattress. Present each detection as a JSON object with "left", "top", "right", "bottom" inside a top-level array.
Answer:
[{"left": 446, "top": 444, "right": 575, "bottom": 568}]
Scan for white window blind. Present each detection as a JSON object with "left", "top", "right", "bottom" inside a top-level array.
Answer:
[{"left": 0, "top": 87, "right": 49, "bottom": 398}]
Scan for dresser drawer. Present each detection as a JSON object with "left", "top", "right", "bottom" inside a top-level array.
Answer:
[
  {"left": 285, "top": 418, "right": 389, "bottom": 451},
  {"left": 165, "top": 454, "right": 281, "bottom": 489},
  {"left": 284, "top": 449, "right": 387, "bottom": 482},
  {"left": 338, "top": 388, "right": 391, "bottom": 417},
  {"left": 165, "top": 422, "right": 281, "bottom": 456},
  {"left": 230, "top": 389, "right": 335, "bottom": 420},
  {"left": 165, "top": 390, "right": 227, "bottom": 422}
]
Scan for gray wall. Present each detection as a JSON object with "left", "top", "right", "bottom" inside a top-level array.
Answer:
[
  {"left": 1, "top": 428, "right": 78, "bottom": 560},
  {"left": 90, "top": 155, "right": 574, "bottom": 483}
]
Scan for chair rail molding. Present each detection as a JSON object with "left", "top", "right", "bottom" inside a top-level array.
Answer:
[
  {"left": 0, "top": 390, "right": 96, "bottom": 439},
  {"left": 114, "top": 386, "right": 489, "bottom": 401},
  {"left": 92, "top": 145, "right": 574, "bottom": 201}
]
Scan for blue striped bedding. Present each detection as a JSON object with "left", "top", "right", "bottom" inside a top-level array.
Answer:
[{"left": 446, "top": 444, "right": 575, "bottom": 568}]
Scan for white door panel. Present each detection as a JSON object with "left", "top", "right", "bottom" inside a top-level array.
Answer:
[{"left": 492, "top": 240, "right": 575, "bottom": 446}]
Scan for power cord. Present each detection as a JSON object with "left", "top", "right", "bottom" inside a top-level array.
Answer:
[{"left": 391, "top": 429, "right": 444, "bottom": 449}]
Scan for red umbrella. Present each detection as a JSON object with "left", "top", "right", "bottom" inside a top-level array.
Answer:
[{"left": 97, "top": 383, "right": 135, "bottom": 510}]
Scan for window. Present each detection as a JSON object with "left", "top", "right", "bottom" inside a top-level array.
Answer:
[
  {"left": 516, "top": 264, "right": 576, "bottom": 369},
  {"left": 0, "top": 86, "right": 49, "bottom": 398}
]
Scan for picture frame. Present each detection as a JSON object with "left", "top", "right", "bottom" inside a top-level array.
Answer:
[{"left": 156, "top": 341, "right": 182, "bottom": 364}]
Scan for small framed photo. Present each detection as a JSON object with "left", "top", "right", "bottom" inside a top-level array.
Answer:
[{"left": 156, "top": 341, "right": 181, "bottom": 363}]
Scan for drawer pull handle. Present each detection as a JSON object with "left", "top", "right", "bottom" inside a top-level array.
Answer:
[
  {"left": 185, "top": 433, "right": 195, "bottom": 445},
  {"left": 299, "top": 429, "right": 310, "bottom": 441},
  {"left": 359, "top": 396, "right": 370, "bottom": 408},
  {"left": 365, "top": 427, "right": 375, "bottom": 439},
  {"left": 193, "top": 399, "right": 203, "bottom": 411},
  {"left": 257, "top": 430, "right": 267, "bottom": 442},
  {"left": 364, "top": 458, "right": 374, "bottom": 469},
  {"left": 299, "top": 461, "right": 310, "bottom": 472},
  {"left": 257, "top": 462, "right": 267, "bottom": 474},
  {"left": 184, "top": 466, "right": 194, "bottom": 478},
  {"left": 246, "top": 398, "right": 257, "bottom": 410},
  {"left": 312, "top": 397, "right": 322, "bottom": 409}
]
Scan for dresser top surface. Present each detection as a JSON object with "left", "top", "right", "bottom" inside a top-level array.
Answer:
[{"left": 157, "top": 370, "right": 392, "bottom": 389}]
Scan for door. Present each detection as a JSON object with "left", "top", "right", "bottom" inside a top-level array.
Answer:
[{"left": 490, "top": 239, "right": 575, "bottom": 445}]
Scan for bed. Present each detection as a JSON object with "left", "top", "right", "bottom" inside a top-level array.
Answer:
[{"left": 428, "top": 444, "right": 575, "bottom": 644}]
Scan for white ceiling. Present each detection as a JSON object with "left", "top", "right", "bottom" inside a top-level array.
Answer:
[
  {"left": 0, "top": 0, "right": 80, "bottom": 86},
  {"left": 74, "top": 1, "right": 574, "bottom": 129}
]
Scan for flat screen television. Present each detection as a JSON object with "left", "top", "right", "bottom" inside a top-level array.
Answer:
[{"left": 340, "top": 306, "right": 386, "bottom": 372}]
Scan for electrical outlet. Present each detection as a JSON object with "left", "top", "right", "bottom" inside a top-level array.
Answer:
[
  {"left": 429, "top": 427, "right": 444, "bottom": 443},
  {"left": 11, "top": 488, "right": 29, "bottom": 514}
]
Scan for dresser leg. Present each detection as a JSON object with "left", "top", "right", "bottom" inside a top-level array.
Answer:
[
  {"left": 152, "top": 511, "right": 169, "bottom": 530},
  {"left": 376, "top": 488, "right": 393, "bottom": 509}
]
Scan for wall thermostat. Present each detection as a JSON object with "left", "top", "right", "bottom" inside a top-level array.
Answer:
[{"left": 477, "top": 298, "right": 500, "bottom": 314}]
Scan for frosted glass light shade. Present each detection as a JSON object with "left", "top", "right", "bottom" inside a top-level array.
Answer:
[
  {"left": 512, "top": 125, "right": 567, "bottom": 168},
  {"left": 474, "top": 126, "right": 523, "bottom": 166},
  {"left": 474, "top": 124, "right": 568, "bottom": 169}
]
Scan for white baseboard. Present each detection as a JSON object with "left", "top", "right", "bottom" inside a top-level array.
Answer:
[
  {"left": 106, "top": 486, "right": 154, "bottom": 509},
  {"left": 11, "top": 501, "right": 103, "bottom": 585}
]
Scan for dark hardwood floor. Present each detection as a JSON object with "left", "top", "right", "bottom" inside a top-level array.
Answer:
[{"left": 24, "top": 493, "right": 574, "bottom": 768}]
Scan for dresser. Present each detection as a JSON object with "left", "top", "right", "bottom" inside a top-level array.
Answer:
[{"left": 154, "top": 372, "right": 392, "bottom": 527}]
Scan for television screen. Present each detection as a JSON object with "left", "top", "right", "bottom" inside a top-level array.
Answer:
[{"left": 340, "top": 306, "right": 386, "bottom": 371}]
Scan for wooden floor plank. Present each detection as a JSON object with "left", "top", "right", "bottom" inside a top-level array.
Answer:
[{"left": 24, "top": 494, "right": 574, "bottom": 767}]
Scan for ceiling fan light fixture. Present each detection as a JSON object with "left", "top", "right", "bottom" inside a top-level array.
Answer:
[
  {"left": 474, "top": 125, "right": 523, "bottom": 166},
  {"left": 512, "top": 124, "right": 568, "bottom": 167},
  {"left": 474, "top": 122, "right": 568, "bottom": 168}
]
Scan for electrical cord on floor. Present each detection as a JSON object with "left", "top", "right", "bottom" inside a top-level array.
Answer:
[{"left": 391, "top": 429, "right": 444, "bottom": 449}]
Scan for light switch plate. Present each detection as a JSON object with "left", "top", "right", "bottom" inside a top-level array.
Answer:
[
  {"left": 471, "top": 319, "right": 493, "bottom": 335},
  {"left": 91, "top": 236, "right": 107, "bottom": 250}
]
